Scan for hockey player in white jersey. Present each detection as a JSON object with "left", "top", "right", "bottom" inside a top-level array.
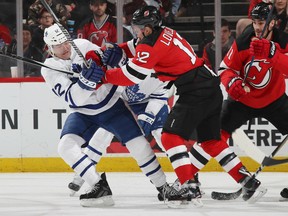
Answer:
[
  {"left": 41, "top": 23, "right": 168, "bottom": 207},
  {"left": 68, "top": 67, "right": 171, "bottom": 199}
]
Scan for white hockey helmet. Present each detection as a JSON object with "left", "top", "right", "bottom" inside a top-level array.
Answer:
[{"left": 43, "top": 23, "right": 68, "bottom": 47}]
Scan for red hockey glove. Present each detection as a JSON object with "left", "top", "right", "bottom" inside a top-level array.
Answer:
[
  {"left": 249, "top": 37, "right": 279, "bottom": 62},
  {"left": 227, "top": 77, "right": 248, "bottom": 101}
]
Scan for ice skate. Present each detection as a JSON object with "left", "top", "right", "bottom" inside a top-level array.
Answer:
[
  {"left": 166, "top": 178, "right": 203, "bottom": 208},
  {"left": 239, "top": 167, "right": 267, "bottom": 203},
  {"left": 157, "top": 183, "right": 172, "bottom": 201},
  {"left": 80, "top": 173, "right": 114, "bottom": 207},
  {"left": 68, "top": 173, "right": 85, "bottom": 196}
]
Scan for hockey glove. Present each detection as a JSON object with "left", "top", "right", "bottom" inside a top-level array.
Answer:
[
  {"left": 137, "top": 112, "right": 155, "bottom": 137},
  {"left": 102, "top": 43, "right": 127, "bottom": 67},
  {"left": 77, "top": 60, "right": 104, "bottom": 91},
  {"left": 250, "top": 37, "right": 279, "bottom": 62},
  {"left": 227, "top": 77, "right": 247, "bottom": 101}
]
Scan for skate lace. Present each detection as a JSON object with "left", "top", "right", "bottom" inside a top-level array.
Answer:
[{"left": 85, "top": 184, "right": 100, "bottom": 194}]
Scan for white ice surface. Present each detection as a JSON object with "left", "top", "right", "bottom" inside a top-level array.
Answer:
[{"left": 0, "top": 172, "right": 287, "bottom": 216}]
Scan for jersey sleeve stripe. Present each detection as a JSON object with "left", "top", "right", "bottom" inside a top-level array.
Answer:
[
  {"left": 127, "top": 39, "right": 136, "bottom": 56},
  {"left": 123, "top": 62, "right": 154, "bottom": 83}
]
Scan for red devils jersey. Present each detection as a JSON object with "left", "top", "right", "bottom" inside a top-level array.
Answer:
[
  {"left": 219, "top": 24, "right": 288, "bottom": 108},
  {"left": 77, "top": 15, "right": 117, "bottom": 47},
  {"left": 105, "top": 26, "right": 204, "bottom": 85}
]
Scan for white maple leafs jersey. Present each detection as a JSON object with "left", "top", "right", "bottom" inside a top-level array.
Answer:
[
  {"left": 41, "top": 39, "right": 124, "bottom": 115},
  {"left": 121, "top": 75, "right": 169, "bottom": 115}
]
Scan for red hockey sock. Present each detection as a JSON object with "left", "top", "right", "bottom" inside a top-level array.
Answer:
[{"left": 162, "top": 132, "right": 195, "bottom": 184}]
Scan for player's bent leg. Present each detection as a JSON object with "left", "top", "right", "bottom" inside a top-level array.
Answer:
[
  {"left": 84, "top": 128, "right": 114, "bottom": 164},
  {"left": 201, "top": 139, "right": 265, "bottom": 202},
  {"left": 125, "top": 135, "right": 167, "bottom": 188},
  {"left": 189, "top": 143, "right": 211, "bottom": 171},
  {"left": 161, "top": 132, "right": 194, "bottom": 184},
  {"left": 161, "top": 132, "right": 202, "bottom": 206},
  {"left": 201, "top": 139, "right": 247, "bottom": 182},
  {"left": 58, "top": 134, "right": 114, "bottom": 206},
  {"left": 69, "top": 128, "right": 115, "bottom": 195}
]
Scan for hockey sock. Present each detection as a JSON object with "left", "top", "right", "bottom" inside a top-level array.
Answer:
[
  {"left": 162, "top": 132, "right": 194, "bottom": 184},
  {"left": 201, "top": 139, "right": 245, "bottom": 182}
]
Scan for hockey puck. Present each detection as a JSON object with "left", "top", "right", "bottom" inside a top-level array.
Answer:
[{"left": 280, "top": 188, "right": 288, "bottom": 198}]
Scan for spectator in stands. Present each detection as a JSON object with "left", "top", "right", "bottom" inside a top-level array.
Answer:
[
  {"left": 236, "top": 0, "right": 288, "bottom": 37},
  {"left": 7, "top": 25, "right": 45, "bottom": 77},
  {"left": 0, "top": 18, "right": 12, "bottom": 45},
  {"left": 27, "top": 0, "right": 71, "bottom": 30},
  {"left": 202, "top": 19, "right": 234, "bottom": 73},
  {"left": 77, "top": 0, "right": 133, "bottom": 46},
  {"left": 123, "top": 1, "right": 146, "bottom": 38},
  {"left": 32, "top": 9, "right": 54, "bottom": 54}
]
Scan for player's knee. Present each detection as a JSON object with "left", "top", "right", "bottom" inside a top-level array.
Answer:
[
  {"left": 161, "top": 132, "right": 185, "bottom": 151},
  {"left": 201, "top": 139, "right": 229, "bottom": 157},
  {"left": 58, "top": 134, "right": 85, "bottom": 159},
  {"left": 126, "top": 136, "right": 154, "bottom": 162}
]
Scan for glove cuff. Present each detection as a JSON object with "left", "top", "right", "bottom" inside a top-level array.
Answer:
[
  {"left": 268, "top": 41, "right": 276, "bottom": 58},
  {"left": 138, "top": 112, "right": 155, "bottom": 125},
  {"left": 78, "top": 73, "right": 97, "bottom": 90},
  {"left": 228, "top": 77, "right": 242, "bottom": 89}
]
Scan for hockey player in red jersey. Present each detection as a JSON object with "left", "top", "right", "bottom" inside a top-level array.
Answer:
[
  {"left": 219, "top": 2, "right": 288, "bottom": 200},
  {"left": 85, "top": 5, "right": 265, "bottom": 205}
]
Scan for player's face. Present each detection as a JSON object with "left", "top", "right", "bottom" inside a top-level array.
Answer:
[
  {"left": 252, "top": 19, "right": 268, "bottom": 37},
  {"left": 131, "top": 24, "right": 145, "bottom": 40},
  {"left": 252, "top": 19, "right": 275, "bottom": 38},
  {"left": 52, "top": 41, "right": 71, "bottom": 60},
  {"left": 132, "top": 24, "right": 153, "bottom": 41}
]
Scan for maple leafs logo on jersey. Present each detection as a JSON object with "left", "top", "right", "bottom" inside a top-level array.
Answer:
[
  {"left": 125, "top": 84, "right": 146, "bottom": 103},
  {"left": 244, "top": 60, "right": 272, "bottom": 89}
]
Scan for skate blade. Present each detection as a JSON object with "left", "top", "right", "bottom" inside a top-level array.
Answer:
[
  {"left": 248, "top": 186, "right": 267, "bottom": 204},
  {"left": 80, "top": 195, "right": 114, "bottom": 207},
  {"left": 166, "top": 198, "right": 203, "bottom": 208}
]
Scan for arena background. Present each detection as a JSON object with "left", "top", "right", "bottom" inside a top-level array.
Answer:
[{"left": 0, "top": 77, "right": 287, "bottom": 173}]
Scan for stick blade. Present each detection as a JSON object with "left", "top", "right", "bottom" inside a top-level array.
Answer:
[{"left": 211, "top": 188, "right": 242, "bottom": 200}]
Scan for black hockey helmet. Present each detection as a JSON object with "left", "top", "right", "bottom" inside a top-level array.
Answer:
[
  {"left": 251, "top": 2, "right": 276, "bottom": 21},
  {"left": 131, "top": 5, "right": 162, "bottom": 28}
]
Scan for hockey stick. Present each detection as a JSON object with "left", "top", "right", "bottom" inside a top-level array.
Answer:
[
  {"left": 0, "top": 51, "right": 76, "bottom": 76},
  {"left": 39, "top": 0, "right": 90, "bottom": 68},
  {"left": 243, "top": 3, "right": 275, "bottom": 85},
  {"left": 233, "top": 129, "right": 288, "bottom": 166},
  {"left": 211, "top": 134, "right": 288, "bottom": 200}
]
